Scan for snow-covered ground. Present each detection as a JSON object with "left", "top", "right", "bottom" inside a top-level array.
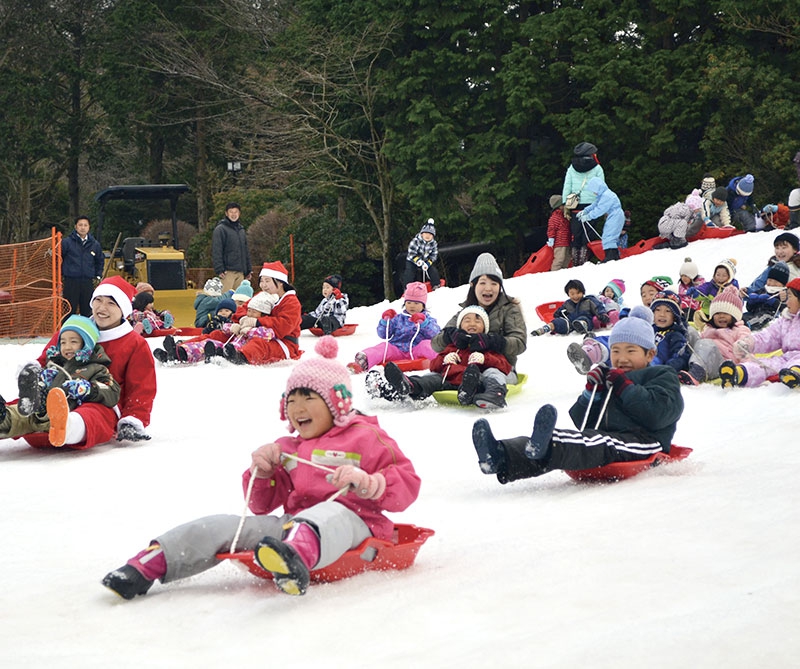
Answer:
[{"left": 1, "top": 230, "right": 799, "bottom": 668}]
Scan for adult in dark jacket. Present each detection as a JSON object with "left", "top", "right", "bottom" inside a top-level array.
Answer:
[
  {"left": 61, "top": 216, "right": 104, "bottom": 318},
  {"left": 212, "top": 202, "right": 252, "bottom": 292}
]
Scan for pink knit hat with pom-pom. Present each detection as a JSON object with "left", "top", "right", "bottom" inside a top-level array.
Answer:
[{"left": 279, "top": 336, "right": 354, "bottom": 430}]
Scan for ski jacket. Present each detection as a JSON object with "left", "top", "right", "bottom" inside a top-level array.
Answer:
[
  {"left": 658, "top": 202, "right": 693, "bottom": 239},
  {"left": 677, "top": 277, "right": 704, "bottom": 313},
  {"left": 193, "top": 293, "right": 223, "bottom": 328},
  {"left": 61, "top": 230, "right": 104, "bottom": 280},
  {"left": 751, "top": 308, "right": 800, "bottom": 355},
  {"left": 211, "top": 217, "right": 251, "bottom": 276},
  {"left": 569, "top": 364, "right": 683, "bottom": 451},
  {"left": 221, "top": 321, "right": 274, "bottom": 343},
  {"left": 702, "top": 198, "right": 732, "bottom": 227},
  {"left": 307, "top": 293, "right": 349, "bottom": 329},
  {"left": 578, "top": 178, "right": 625, "bottom": 240},
  {"left": 745, "top": 289, "right": 786, "bottom": 318},
  {"left": 686, "top": 279, "right": 740, "bottom": 316},
  {"left": 43, "top": 344, "right": 121, "bottom": 411},
  {"left": 237, "top": 290, "right": 302, "bottom": 356},
  {"left": 432, "top": 293, "right": 527, "bottom": 369},
  {"left": 726, "top": 177, "right": 755, "bottom": 212},
  {"left": 406, "top": 233, "right": 439, "bottom": 264},
  {"left": 376, "top": 310, "right": 440, "bottom": 354},
  {"left": 243, "top": 414, "right": 420, "bottom": 540},
  {"left": 201, "top": 313, "right": 232, "bottom": 334},
  {"left": 546, "top": 209, "right": 571, "bottom": 247},
  {"left": 554, "top": 295, "right": 609, "bottom": 325},
  {"left": 652, "top": 321, "right": 689, "bottom": 372},
  {"left": 700, "top": 321, "right": 752, "bottom": 360},
  {"left": 746, "top": 255, "right": 800, "bottom": 293},
  {"left": 429, "top": 344, "right": 512, "bottom": 385},
  {"left": 562, "top": 164, "right": 605, "bottom": 207}
]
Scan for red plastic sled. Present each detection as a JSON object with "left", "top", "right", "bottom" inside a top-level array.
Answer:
[
  {"left": 310, "top": 323, "right": 358, "bottom": 337},
  {"left": 565, "top": 445, "right": 692, "bottom": 482},
  {"left": 535, "top": 300, "right": 564, "bottom": 323},
  {"left": 513, "top": 245, "right": 554, "bottom": 277},
  {"left": 588, "top": 237, "right": 662, "bottom": 262},
  {"left": 688, "top": 225, "right": 744, "bottom": 242},
  {"left": 144, "top": 327, "right": 203, "bottom": 338},
  {"left": 218, "top": 523, "right": 435, "bottom": 584}
]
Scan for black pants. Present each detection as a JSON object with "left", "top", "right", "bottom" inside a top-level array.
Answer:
[
  {"left": 63, "top": 276, "right": 95, "bottom": 318},
  {"left": 402, "top": 261, "right": 440, "bottom": 288},
  {"left": 300, "top": 313, "right": 342, "bottom": 335}
]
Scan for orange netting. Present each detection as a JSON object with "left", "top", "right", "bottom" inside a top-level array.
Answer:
[{"left": 0, "top": 229, "right": 67, "bottom": 338}]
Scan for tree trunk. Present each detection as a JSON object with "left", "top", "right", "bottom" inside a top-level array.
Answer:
[{"left": 195, "top": 118, "right": 209, "bottom": 232}]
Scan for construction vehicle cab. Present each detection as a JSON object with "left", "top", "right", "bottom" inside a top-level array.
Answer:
[{"left": 95, "top": 184, "right": 190, "bottom": 290}]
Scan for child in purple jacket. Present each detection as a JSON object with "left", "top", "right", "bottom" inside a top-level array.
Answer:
[
  {"left": 103, "top": 337, "right": 421, "bottom": 598},
  {"left": 350, "top": 281, "right": 441, "bottom": 372}
]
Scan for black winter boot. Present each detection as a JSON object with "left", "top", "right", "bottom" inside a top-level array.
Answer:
[
  {"left": 17, "top": 363, "right": 43, "bottom": 417},
  {"left": 524, "top": 404, "right": 557, "bottom": 460},
  {"left": 153, "top": 348, "right": 169, "bottom": 364},
  {"left": 602, "top": 247, "right": 620, "bottom": 262},
  {"left": 473, "top": 380, "right": 507, "bottom": 410},
  {"left": 224, "top": 344, "right": 248, "bottom": 365},
  {"left": 163, "top": 335, "right": 178, "bottom": 361},
  {"left": 204, "top": 340, "right": 218, "bottom": 363},
  {"left": 471, "top": 418, "right": 507, "bottom": 475},
  {"left": 669, "top": 234, "right": 688, "bottom": 249},
  {"left": 384, "top": 362, "right": 412, "bottom": 398},
  {"left": 457, "top": 364, "right": 482, "bottom": 405},
  {"left": 101, "top": 564, "right": 154, "bottom": 600}
]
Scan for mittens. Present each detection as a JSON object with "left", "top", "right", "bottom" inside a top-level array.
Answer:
[
  {"left": 468, "top": 352, "right": 485, "bottom": 365},
  {"left": 382, "top": 309, "right": 397, "bottom": 321},
  {"left": 443, "top": 351, "right": 461, "bottom": 365},
  {"left": 252, "top": 442, "right": 282, "bottom": 478},
  {"left": 469, "top": 332, "right": 504, "bottom": 352},
  {"left": 451, "top": 329, "right": 472, "bottom": 349},
  {"left": 585, "top": 364, "right": 608, "bottom": 392},
  {"left": 607, "top": 368, "right": 633, "bottom": 396},
  {"left": 332, "top": 288, "right": 343, "bottom": 299},
  {"left": 116, "top": 419, "right": 151, "bottom": 442},
  {"left": 329, "top": 465, "right": 386, "bottom": 500},
  {"left": 229, "top": 323, "right": 242, "bottom": 335},
  {"left": 410, "top": 312, "right": 426, "bottom": 324},
  {"left": 547, "top": 238, "right": 555, "bottom": 247},
  {"left": 62, "top": 379, "right": 92, "bottom": 401},
  {"left": 239, "top": 316, "right": 258, "bottom": 329}
]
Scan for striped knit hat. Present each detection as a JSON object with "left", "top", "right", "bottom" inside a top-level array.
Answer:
[{"left": 709, "top": 285, "right": 743, "bottom": 322}]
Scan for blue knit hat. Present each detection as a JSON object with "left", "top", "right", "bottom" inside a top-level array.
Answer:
[
  {"left": 59, "top": 315, "right": 100, "bottom": 362},
  {"left": 232, "top": 279, "right": 253, "bottom": 301},
  {"left": 650, "top": 290, "right": 682, "bottom": 321},
  {"left": 609, "top": 306, "right": 655, "bottom": 350},
  {"left": 216, "top": 298, "right": 237, "bottom": 314}
]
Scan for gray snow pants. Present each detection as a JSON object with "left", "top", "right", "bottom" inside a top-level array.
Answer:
[{"left": 156, "top": 502, "right": 371, "bottom": 583}]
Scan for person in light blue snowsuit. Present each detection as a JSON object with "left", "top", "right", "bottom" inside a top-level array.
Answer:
[{"left": 576, "top": 177, "right": 625, "bottom": 262}]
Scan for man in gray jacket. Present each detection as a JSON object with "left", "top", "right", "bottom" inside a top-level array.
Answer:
[{"left": 212, "top": 203, "right": 252, "bottom": 292}]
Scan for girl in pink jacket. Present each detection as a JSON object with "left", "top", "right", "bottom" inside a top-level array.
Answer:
[
  {"left": 103, "top": 337, "right": 420, "bottom": 599},
  {"left": 720, "top": 277, "right": 800, "bottom": 388},
  {"left": 681, "top": 285, "right": 751, "bottom": 384}
]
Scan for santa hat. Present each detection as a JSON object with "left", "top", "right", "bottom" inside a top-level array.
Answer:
[
  {"left": 457, "top": 305, "right": 490, "bottom": 333},
  {"left": 260, "top": 261, "right": 289, "bottom": 283},
  {"left": 279, "top": 336, "right": 354, "bottom": 430},
  {"left": 92, "top": 276, "right": 136, "bottom": 318},
  {"left": 402, "top": 281, "right": 428, "bottom": 306},
  {"left": 609, "top": 306, "right": 655, "bottom": 351},
  {"left": 58, "top": 315, "right": 100, "bottom": 363},
  {"left": 650, "top": 290, "right": 682, "bottom": 321},
  {"left": 709, "top": 285, "right": 743, "bottom": 322}
]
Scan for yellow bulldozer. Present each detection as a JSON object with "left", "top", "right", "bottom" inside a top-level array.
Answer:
[{"left": 96, "top": 184, "right": 197, "bottom": 326}]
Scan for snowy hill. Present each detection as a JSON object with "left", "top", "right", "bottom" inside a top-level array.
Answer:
[{"left": 1, "top": 230, "right": 799, "bottom": 668}]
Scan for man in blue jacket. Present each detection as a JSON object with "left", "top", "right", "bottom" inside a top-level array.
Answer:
[{"left": 61, "top": 216, "right": 104, "bottom": 318}]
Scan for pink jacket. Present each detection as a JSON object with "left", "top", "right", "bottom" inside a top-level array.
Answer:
[
  {"left": 242, "top": 414, "right": 420, "bottom": 540},
  {"left": 751, "top": 308, "right": 800, "bottom": 355},
  {"left": 700, "top": 321, "right": 752, "bottom": 359}
]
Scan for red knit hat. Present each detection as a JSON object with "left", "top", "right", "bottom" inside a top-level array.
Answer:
[
  {"left": 279, "top": 336, "right": 354, "bottom": 430},
  {"left": 787, "top": 277, "right": 800, "bottom": 294},
  {"left": 259, "top": 261, "right": 289, "bottom": 283},
  {"left": 92, "top": 276, "right": 136, "bottom": 318}
]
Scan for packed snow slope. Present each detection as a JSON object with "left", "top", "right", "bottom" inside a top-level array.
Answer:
[{"left": 1, "top": 230, "right": 798, "bottom": 668}]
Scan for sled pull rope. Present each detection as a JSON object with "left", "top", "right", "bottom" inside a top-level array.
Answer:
[
  {"left": 408, "top": 321, "right": 421, "bottom": 361},
  {"left": 283, "top": 453, "right": 354, "bottom": 502},
  {"left": 594, "top": 386, "right": 613, "bottom": 430},
  {"left": 381, "top": 315, "right": 391, "bottom": 365},
  {"left": 230, "top": 467, "right": 258, "bottom": 553},
  {"left": 579, "top": 383, "right": 598, "bottom": 431}
]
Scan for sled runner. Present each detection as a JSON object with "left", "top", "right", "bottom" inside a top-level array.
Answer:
[
  {"left": 309, "top": 323, "right": 358, "bottom": 337},
  {"left": 432, "top": 374, "right": 528, "bottom": 406},
  {"left": 218, "top": 523, "right": 434, "bottom": 584},
  {"left": 564, "top": 445, "right": 692, "bottom": 482}
]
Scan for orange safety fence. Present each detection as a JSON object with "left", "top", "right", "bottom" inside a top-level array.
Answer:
[{"left": 0, "top": 228, "right": 68, "bottom": 339}]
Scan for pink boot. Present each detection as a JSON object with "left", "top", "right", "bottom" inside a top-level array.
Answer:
[
  {"left": 255, "top": 521, "right": 320, "bottom": 596},
  {"left": 128, "top": 544, "right": 167, "bottom": 581},
  {"left": 583, "top": 338, "right": 609, "bottom": 366}
]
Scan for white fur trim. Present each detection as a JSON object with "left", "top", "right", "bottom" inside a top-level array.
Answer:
[
  {"left": 92, "top": 285, "right": 133, "bottom": 318},
  {"left": 259, "top": 267, "right": 288, "bottom": 282},
  {"left": 64, "top": 413, "right": 86, "bottom": 445}
]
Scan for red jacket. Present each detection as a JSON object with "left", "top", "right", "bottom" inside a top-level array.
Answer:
[
  {"left": 547, "top": 209, "right": 571, "bottom": 248},
  {"left": 429, "top": 343, "right": 512, "bottom": 385}
]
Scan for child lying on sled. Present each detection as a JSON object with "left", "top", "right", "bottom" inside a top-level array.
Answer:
[
  {"left": 102, "top": 337, "right": 420, "bottom": 598},
  {"left": 0, "top": 316, "right": 121, "bottom": 447},
  {"left": 472, "top": 306, "right": 684, "bottom": 483}
]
